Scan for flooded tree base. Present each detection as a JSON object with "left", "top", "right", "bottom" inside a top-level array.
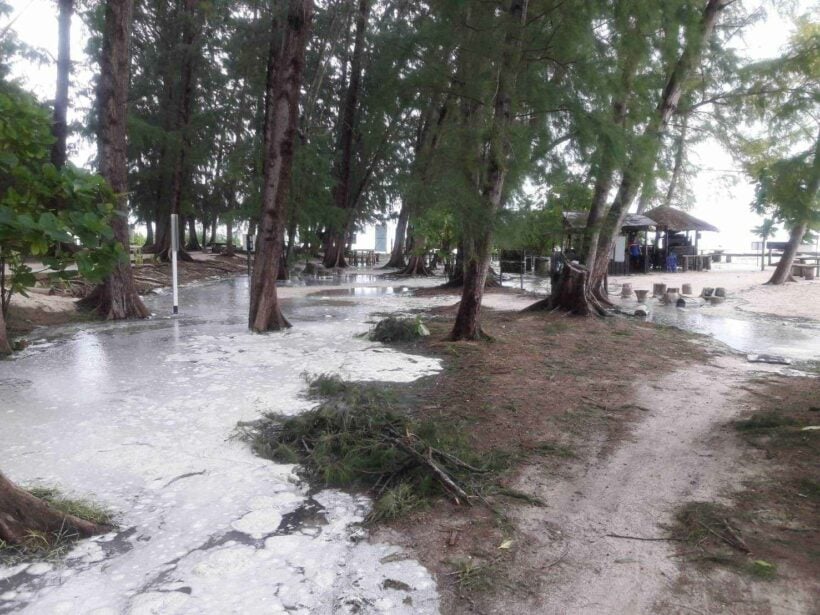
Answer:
[{"left": 0, "top": 474, "right": 111, "bottom": 552}]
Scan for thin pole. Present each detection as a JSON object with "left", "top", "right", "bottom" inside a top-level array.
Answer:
[{"left": 170, "top": 214, "right": 179, "bottom": 315}]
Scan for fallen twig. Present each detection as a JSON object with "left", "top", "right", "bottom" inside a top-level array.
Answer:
[{"left": 605, "top": 533, "right": 683, "bottom": 542}]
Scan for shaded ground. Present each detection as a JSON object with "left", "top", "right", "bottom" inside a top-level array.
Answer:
[
  {"left": 372, "top": 308, "right": 704, "bottom": 612},
  {"left": 371, "top": 306, "right": 818, "bottom": 614}
]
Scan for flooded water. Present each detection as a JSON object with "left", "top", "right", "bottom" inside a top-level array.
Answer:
[
  {"left": 500, "top": 271, "right": 819, "bottom": 364},
  {"left": 0, "top": 277, "right": 448, "bottom": 614},
  {"left": 642, "top": 303, "right": 820, "bottom": 362}
]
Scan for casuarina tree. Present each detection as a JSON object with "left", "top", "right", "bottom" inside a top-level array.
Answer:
[
  {"left": 248, "top": 0, "right": 314, "bottom": 332},
  {"left": 79, "top": 0, "right": 150, "bottom": 319}
]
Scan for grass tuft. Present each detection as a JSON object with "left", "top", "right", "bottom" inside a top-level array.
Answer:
[
  {"left": 451, "top": 558, "right": 495, "bottom": 592},
  {"left": 27, "top": 487, "right": 112, "bottom": 526}
]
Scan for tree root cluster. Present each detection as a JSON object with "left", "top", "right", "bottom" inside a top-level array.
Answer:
[{"left": 525, "top": 258, "right": 611, "bottom": 316}]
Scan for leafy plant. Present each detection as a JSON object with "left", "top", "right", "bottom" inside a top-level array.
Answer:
[{"left": 0, "top": 81, "right": 121, "bottom": 321}]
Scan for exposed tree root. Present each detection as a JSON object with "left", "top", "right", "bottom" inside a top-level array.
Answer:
[
  {"left": 439, "top": 268, "right": 501, "bottom": 289},
  {"left": 524, "top": 258, "right": 607, "bottom": 316},
  {"left": 0, "top": 472, "right": 111, "bottom": 548},
  {"left": 397, "top": 256, "right": 433, "bottom": 277}
]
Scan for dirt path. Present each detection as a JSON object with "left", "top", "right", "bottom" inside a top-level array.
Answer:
[{"left": 491, "top": 355, "right": 813, "bottom": 615}]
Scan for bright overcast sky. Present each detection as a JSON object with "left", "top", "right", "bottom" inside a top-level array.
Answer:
[{"left": 3, "top": 0, "right": 817, "bottom": 251}]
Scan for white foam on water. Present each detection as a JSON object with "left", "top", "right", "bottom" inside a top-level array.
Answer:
[{"left": 0, "top": 280, "right": 443, "bottom": 614}]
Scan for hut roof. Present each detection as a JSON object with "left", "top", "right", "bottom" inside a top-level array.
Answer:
[
  {"left": 642, "top": 206, "right": 719, "bottom": 232},
  {"left": 562, "top": 211, "right": 656, "bottom": 231}
]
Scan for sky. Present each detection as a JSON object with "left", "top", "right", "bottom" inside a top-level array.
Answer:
[{"left": 3, "top": 0, "right": 817, "bottom": 253}]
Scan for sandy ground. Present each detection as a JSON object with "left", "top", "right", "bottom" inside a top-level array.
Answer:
[
  {"left": 3, "top": 262, "right": 817, "bottom": 614},
  {"left": 486, "top": 354, "right": 815, "bottom": 615},
  {"left": 608, "top": 269, "right": 820, "bottom": 321}
]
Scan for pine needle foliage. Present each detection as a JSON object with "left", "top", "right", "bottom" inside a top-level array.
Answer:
[{"left": 251, "top": 375, "right": 509, "bottom": 522}]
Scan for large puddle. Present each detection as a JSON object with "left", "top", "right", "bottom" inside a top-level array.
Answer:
[
  {"left": 642, "top": 303, "right": 819, "bottom": 362},
  {"left": 499, "top": 271, "right": 819, "bottom": 364},
  {"left": 0, "top": 278, "right": 447, "bottom": 614}
]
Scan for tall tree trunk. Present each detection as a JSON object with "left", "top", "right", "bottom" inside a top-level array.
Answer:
[
  {"left": 323, "top": 0, "right": 369, "bottom": 269},
  {"left": 209, "top": 217, "right": 217, "bottom": 245},
  {"left": 145, "top": 219, "right": 154, "bottom": 245},
  {"left": 659, "top": 114, "right": 689, "bottom": 210},
  {"left": 450, "top": 0, "right": 528, "bottom": 341},
  {"left": 768, "top": 222, "right": 808, "bottom": 284},
  {"left": 587, "top": 0, "right": 730, "bottom": 296},
  {"left": 225, "top": 218, "right": 234, "bottom": 256},
  {"left": 0, "top": 302, "right": 10, "bottom": 355},
  {"left": 0, "top": 472, "right": 110, "bottom": 546},
  {"left": 768, "top": 132, "right": 820, "bottom": 283},
  {"left": 249, "top": 0, "right": 313, "bottom": 332},
  {"left": 156, "top": 0, "right": 200, "bottom": 262},
  {"left": 51, "top": 0, "right": 73, "bottom": 169},
  {"left": 79, "top": 0, "right": 149, "bottom": 320},
  {"left": 383, "top": 202, "right": 409, "bottom": 268},
  {"left": 185, "top": 215, "right": 201, "bottom": 251}
]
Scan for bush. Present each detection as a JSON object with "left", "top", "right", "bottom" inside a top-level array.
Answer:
[{"left": 368, "top": 316, "right": 430, "bottom": 343}]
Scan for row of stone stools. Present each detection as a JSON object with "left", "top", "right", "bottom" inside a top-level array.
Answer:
[{"left": 620, "top": 282, "right": 727, "bottom": 306}]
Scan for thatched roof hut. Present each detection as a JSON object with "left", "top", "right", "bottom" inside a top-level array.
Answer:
[
  {"left": 643, "top": 206, "right": 719, "bottom": 232},
  {"left": 562, "top": 211, "right": 656, "bottom": 232}
]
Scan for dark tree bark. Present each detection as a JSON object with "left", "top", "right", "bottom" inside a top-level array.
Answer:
[
  {"left": 200, "top": 216, "right": 208, "bottom": 248},
  {"left": 185, "top": 215, "right": 201, "bottom": 251},
  {"left": 154, "top": 0, "right": 200, "bottom": 262},
  {"left": 450, "top": 0, "right": 528, "bottom": 341},
  {"left": 208, "top": 217, "right": 217, "bottom": 245},
  {"left": 51, "top": 0, "right": 73, "bottom": 169},
  {"left": 399, "top": 254, "right": 432, "bottom": 276},
  {"left": 768, "top": 222, "right": 808, "bottom": 284},
  {"left": 383, "top": 202, "right": 409, "bottom": 268},
  {"left": 323, "top": 0, "right": 370, "bottom": 269},
  {"left": 79, "top": 0, "right": 149, "bottom": 320},
  {"left": 658, "top": 114, "right": 689, "bottom": 211},
  {"left": 145, "top": 219, "right": 154, "bottom": 245},
  {"left": 249, "top": 0, "right": 313, "bottom": 332},
  {"left": 277, "top": 253, "right": 289, "bottom": 280},
  {"left": 225, "top": 218, "right": 235, "bottom": 256},
  {"left": 0, "top": 472, "right": 109, "bottom": 546},
  {"left": 0, "top": 304, "right": 10, "bottom": 355},
  {"left": 768, "top": 132, "right": 820, "bottom": 284}
]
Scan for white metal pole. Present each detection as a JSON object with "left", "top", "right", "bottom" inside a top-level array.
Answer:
[{"left": 170, "top": 213, "right": 179, "bottom": 315}]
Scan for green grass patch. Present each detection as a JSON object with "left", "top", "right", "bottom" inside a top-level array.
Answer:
[
  {"left": 27, "top": 487, "right": 112, "bottom": 526},
  {"left": 247, "top": 375, "right": 512, "bottom": 522}
]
